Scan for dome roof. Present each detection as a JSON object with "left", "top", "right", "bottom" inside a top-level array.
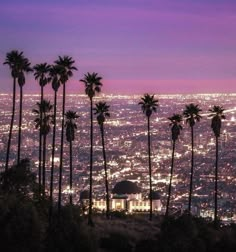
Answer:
[
  {"left": 80, "top": 190, "right": 89, "bottom": 200},
  {"left": 112, "top": 180, "right": 141, "bottom": 194}
]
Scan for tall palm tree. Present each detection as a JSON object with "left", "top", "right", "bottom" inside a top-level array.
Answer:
[
  {"left": 3, "top": 50, "right": 24, "bottom": 170},
  {"left": 49, "top": 65, "right": 61, "bottom": 208},
  {"left": 33, "top": 99, "right": 53, "bottom": 196},
  {"left": 209, "top": 105, "right": 225, "bottom": 225},
  {"left": 16, "top": 55, "right": 33, "bottom": 164},
  {"left": 54, "top": 56, "right": 77, "bottom": 211},
  {"left": 33, "top": 63, "right": 51, "bottom": 190},
  {"left": 94, "top": 102, "right": 110, "bottom": 219},
  {"left": 65, "top": 110, "right": 79, "bottom": 205},
  {"left": 139, "top": 94, "right": 158, "bottom": 221},
  {"left": 80, "top": 72, "right": 103, "bottom": 226},
  {"left": 166, "top": 114, "right": 183, "bottom": 217},
  {"left": 183, "top": 103, "right": 202, "bottom": 214}
]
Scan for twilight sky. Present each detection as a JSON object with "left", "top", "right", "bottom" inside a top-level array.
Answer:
[{"left": 0, "top": 0, "right": 236, "bottom": 94}]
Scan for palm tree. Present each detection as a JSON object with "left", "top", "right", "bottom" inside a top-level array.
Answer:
[
  {"left": 94, "top": 102, "right": 110, "bottom": 219},
  {"left": 16, "top": 55, "right": 33, "bottom": 164},
  {"left": 65, "top": 110, "right": 79, "bottom": 205},
  {"left": 33, "top": 99, "right": 53, "bottom": 196},
  {"left": 139, "top": 94, "right": 158, "bottom": 221},
  {"left": 80, "top": 72, "right": 103, "bottom": 226},
  {"left": 33, "top": 63, "right": 51, "bottom": 190},
  {"left": 166, "top": 114, "right": 183, "bottom": 217},
  {"left": 183, "top": 103, "right": 202, "bottom": 214},
  {"left": 3, "top": 50, "right": 24, "bottom": 170},
  {"left": 49, "top": 65, "right": 61, "bottom": 208},
  {"left": 209, "top": 105, "right": 225, "bottom": 225},
  {"left": 54, "top": 56, "right": 77, "bottom": 211}
]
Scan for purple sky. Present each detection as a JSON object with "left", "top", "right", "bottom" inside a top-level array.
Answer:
[{"left": 0, "top": 0, "right": 236, "bottom": 94}]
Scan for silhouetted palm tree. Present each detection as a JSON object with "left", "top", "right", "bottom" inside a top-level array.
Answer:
[
  {"left": 183, "top": 103, "right": 202, "bottom": 213},
  {"left": 80, "top": 72, "right": 103, "bottom": 226},
  {"left": 3, "top": 50, "right": 24, "bottom": 170},
  {"left": 65, "top": 110, "right": 79, "bottom": 205},
  {"left": 166, "top": 114, "right": 183, "bottom": 217},
  {"left": 33, "top": 99, "right": 53, "bottom": 196},
  {"left": 49, "top": 65, "right": 61, "bottom": 207},
  {"left": 54, "top": 56, "right": 77, "bottom": 211},
  {"left": 94, "top": 102, "right": 110, "bottom": 219},
  {"left": 139, "top": 94, "right": 158, "bottom": 221},
  {"left": 209, "top": 105, "right": 225, "bottom": 225},
  {"left": 33, "top": 63, "right": 51, "bottom": 189},
  {"left": 16, "top": 55, "right": 33, "bottom": 164}
]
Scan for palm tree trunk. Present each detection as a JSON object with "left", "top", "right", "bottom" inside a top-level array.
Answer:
[
  {"left": 50, "top": 90, "right": 57, "bottom": 213},
  {"left": 17, "top": 85, "right": 23, "bottom": 164},
  {"left": 5, "top": 77, "right": 16, "bottom": 170},
  {"left": 166, "top": 140, "right": 176, "bottom": 217},
  {"left": 38, "top": 85, "right": 43, "bottom": 193},
  {"left": 42, "top": 133, "right": 47, "bottom": 196},
  {"left": 214, "top": 136, "right": 219, "bottom": 226},
  {"left": 69, "top": 139, "right": 73, "bottom": 205},
  {"left": 101, "top": 124, "right": 110, "bottom": 219},
  {"left": 147, "top": 116, "right": 152, "bottom": 221},
  {"left": 88, "top": 98, "right": 94, "bottom": 226},
  {"left": 58, "top": 83, "right": 66, "bottom": 212},
  {"left": 188, "top": 126, "right": 194, "bottom": 213}
]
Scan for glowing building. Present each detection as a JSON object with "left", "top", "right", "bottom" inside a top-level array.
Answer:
[{"left": 80, "top": 180, "right": 162, "bottom": 213}]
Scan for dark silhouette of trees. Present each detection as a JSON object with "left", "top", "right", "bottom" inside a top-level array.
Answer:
[
  {"left": 54, "top": 56, "right": 77, "bottom": 211},
  {"left": 80, "top": 72, "right": 103, "bottom": 226},
  {"left": 139, "top": 94, "right": 158, "bottom": 221},
  {"left": 209, "top": 105, "right": 226, "bottom": 226},
  {"left": 33, "top": 63, "right": 51, "bottom": 190},
  {"left": 183, "top": 103, "right": 202, "bottom": 214},
  {"left": 65, "top": 110, "right": 79, "bottom": 205},
  {"left": 16, "top": 54, "right": 33, "bottom": 164},
  {"left": 0, "top": 159, "right": 36, "bottom": 197},
  {"left": 3, "top": 50, "right": 26, "bottom": 170},
  {"left": 166, "top": 114, "right": 183, "bottom": 217},
  {"left": 33, "top": 100, "right": 53, "bottom": 196},
  {"left": 94, "top": 101, "right": 110, "bottom": 219},
  {"left": 49, "top": 65, "right": 61, "bottom": 208}
]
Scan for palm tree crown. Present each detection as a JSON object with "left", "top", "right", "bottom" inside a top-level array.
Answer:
[
  {"left": 183, "top": 103, "right": 202, "bottom": 127},
  {"left": 209, "top": 106, "right": 226, "bottom": 137},
  {"left": 4, "top": 50, "right": 24, "bottom": 78},
  {"left": 139, "top": 94, "right": 159, "bottom": 118},
  {"left": 4, "top": 51, "right": 32, "bottom": 86},
  {"left": 33, "top": 100, "right": 53, "bottom": 135},
  {"left": 168, "top": 114, "right": 183, "bottom": 141},
  {"left": 65, "top": 110, "right": 79, "bottom": 142},
  {"left": 54, "top": 56, "right": 77, "bottom": 84},
  {"left": 49, "top": 65, "right": 61, "bottom": 92},
  {"left": 17, "top": 57, "right": 33, "bottom": 87},
  {"left": 94, "top": 102, "right": 110, "bottom": 125},
  {"left": 33, "top": 63, "right": 51, "bottom": 87},
  {"left": 80, "top": 72, "right": 103, "bottom": 100}
]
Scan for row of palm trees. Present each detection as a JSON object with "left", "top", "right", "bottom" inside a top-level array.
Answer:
[
  {"left": 140, "top": 94, "right": 225, "bottom": 225},
  {"left": 31, "top": 98, "right": 110, "bottom": 225},
  {"left": 3, "top": 50, "right": 225, "bottom": 227},
  {"left": 3, "top": 50, "right": 109, "bottom": 225}
]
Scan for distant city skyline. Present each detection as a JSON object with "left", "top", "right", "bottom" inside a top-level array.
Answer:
[{"left": 0, "top": 0, "right": 236, "bottom": 94}]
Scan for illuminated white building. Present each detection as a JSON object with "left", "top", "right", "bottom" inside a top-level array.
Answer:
[{"left": 80, "top": 180, "right": 162, "bottom": 213}]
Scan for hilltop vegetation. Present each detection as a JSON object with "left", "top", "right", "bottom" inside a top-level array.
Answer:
[{"left": 0, "top": 160, "right": 236, "bottom": 252}]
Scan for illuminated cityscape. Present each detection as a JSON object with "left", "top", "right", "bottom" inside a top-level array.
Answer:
[{"left": 0, "top": 92, "right": 235, "bottom": 221}]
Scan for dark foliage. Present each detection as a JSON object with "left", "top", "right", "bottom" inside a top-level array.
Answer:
[
  {"left": 0, "top": 159, "right": 36, "bottom": 197},
  {"left": 45, "top": 205, "right": 95, "bottom": 252},
  {"left": 100, "top": 231, "right": 133, "bottom": 252},
  {"left": 0, "top": 195, "right": 45, "bottom": 252}
]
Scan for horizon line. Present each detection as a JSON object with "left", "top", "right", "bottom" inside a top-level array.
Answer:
[{"left": 1, "top": 91, "right": 236, "bottom": 97}]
